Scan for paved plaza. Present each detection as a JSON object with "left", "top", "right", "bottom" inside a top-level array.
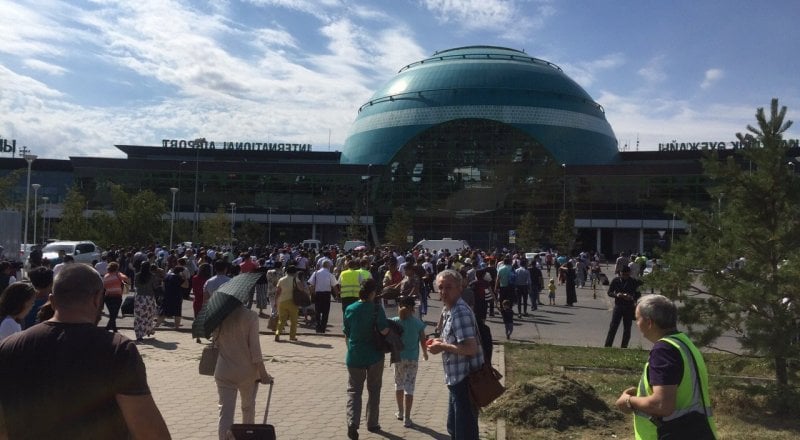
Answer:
[{"left": 104, "top": 264, "right": 739, "bottom": 439}]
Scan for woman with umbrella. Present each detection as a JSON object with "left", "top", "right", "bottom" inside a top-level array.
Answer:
[
  {"left": 274, "top": 264, "right": 305, "bottom": 342},
  {"left": 213, "top": 287, "right": 274, "bottom": 440}
]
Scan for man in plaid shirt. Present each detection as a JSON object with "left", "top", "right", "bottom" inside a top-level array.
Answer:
[{"left": 429, "top": 269, "right": 483, "bottom": 439}]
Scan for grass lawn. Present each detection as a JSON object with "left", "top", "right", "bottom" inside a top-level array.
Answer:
[{"left": 486, "top": 343, "right": 800, "bottom": 439}]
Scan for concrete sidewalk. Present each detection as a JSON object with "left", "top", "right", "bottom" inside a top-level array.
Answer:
[{"left": 119, "top": 326, "right": 502, "bottom": 439}]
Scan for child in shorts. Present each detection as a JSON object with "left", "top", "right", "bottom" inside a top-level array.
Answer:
[
  {"left": 548, "top": 278, "right": 556, "bottom": 305},
  {"left": 392, "top": 296, "right": 428, "bottom": 427}
]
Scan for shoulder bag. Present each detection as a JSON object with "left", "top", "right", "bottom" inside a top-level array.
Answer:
[
  {"left": 199, "top": 343, "right": 219, "bottom": 376},
  {"left": 292, "top": 278, "right": 312, "bottom": 307},
  {"left": 373, "top": 304, "right": 405, "bottom": 353},
  {"left": 466, "top": 314, "right": 505, "bottom": 407}
]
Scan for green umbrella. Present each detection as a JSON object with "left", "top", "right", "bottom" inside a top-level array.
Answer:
[{"left": 192, "top": 272, "right": 262, "bottom": 339}]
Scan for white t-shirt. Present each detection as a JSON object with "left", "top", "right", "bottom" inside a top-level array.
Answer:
[{"left": 0, "top": 316, "right": 22, "bottom": 341}]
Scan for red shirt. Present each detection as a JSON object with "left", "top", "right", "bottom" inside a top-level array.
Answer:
[{"left": 240, "top": 259, "right": 258, "bottom": 273}]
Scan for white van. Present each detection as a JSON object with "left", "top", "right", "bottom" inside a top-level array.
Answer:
[
  {"left": 301, "top": 239, "right": 321, "bottom": 252},
  {"left": 414, "top": 238, "right": 469, "bottom": 254},
  {"left": 343, "top": 240, "right": 366, "bottom": 252}
]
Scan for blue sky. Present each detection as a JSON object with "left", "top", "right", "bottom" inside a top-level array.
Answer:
[{"left": 1, "top": 0, "right": 798, "bottom": 159}]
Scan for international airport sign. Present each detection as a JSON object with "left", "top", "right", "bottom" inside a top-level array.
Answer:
[
  {"left": 162, "top": 138, "right": 312, "bottom": 152},
  {"left": 658, "top": 138, "right": 799, "bottom": 152}
]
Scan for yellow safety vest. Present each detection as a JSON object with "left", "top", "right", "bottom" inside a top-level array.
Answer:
[
  {"left": 339, "top": 269, "right": 361, "bottom": 298},
  {"left": 633, "top": 333, "right": 718, "bottom": 440}
]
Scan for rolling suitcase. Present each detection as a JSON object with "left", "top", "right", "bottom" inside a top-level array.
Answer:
[
  {"left": 230, "top": 381, "right": 276, "bottom": 440},
  {"left": 121, "top": 294, "right": 135, "bottom": 316}
]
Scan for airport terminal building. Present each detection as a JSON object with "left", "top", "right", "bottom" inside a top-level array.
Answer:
[{"left": 2, "top": 46, "right": 790, "bottom": 254}]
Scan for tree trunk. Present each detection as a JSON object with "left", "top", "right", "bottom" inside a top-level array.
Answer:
[{"left": 775, "top": 356, "right": 788, "bottom": 386}]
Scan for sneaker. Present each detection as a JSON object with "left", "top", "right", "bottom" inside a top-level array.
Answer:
[
  {"left": 403, "top": 418, "right": 412, "bottom": 428},
  {"left": 395, "top": 412, "right": 403, "bottom": 420},
  {"left": 347, "top": 426, "right": 359, "bottom": 440}
]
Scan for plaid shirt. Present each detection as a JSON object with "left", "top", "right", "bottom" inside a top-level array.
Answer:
[{"left": 440, "top": 297, "right": 484, "bottom": 385}]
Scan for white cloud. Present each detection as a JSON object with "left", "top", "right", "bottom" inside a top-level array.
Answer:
[
  {"left": 421, "top": 0, "right": 555, "bottom": 42},
  {"left": 560, "top": 53, "right": 625, "bottom": 89},
  {"left": 597, "top": 90, "right": 787, "bottom": 152},
  {"left": 22, "top": 59, "right": 68, "bottom": 76},
  {"left": 0, "top": 65, "right": 64, "bottom": 98},
  {"left": 701, "top": 68, "right": 723, "bottom": 90},
  {"left": 637, "top": 55, "right": 667, "bottom": 84}
]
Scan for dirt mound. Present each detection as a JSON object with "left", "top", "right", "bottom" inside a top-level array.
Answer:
[{"left": 484, "top": 375, "right": 623, "bottom": 431}]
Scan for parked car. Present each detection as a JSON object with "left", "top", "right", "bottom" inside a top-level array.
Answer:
[{"left": 40, "top": 241, "right": 102, "bottom": 266}]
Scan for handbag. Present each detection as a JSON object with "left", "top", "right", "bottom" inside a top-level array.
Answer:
[
  {"left": 198, "top": 344, "right": 219, "bottom": 376},
  {"left": 467, "top": 362, "right": 505, "bottom": 407},
  {"left": 292, "top": 278, "right": 311, "bottom": 307},
  {"left": 373, "top": 304, "right": 404, "bottom": 354},
  {"left": 466, "top": 315, "right": 505, "bottom": 407},
  {"left": 267, "top": 313, "right": 278, "bottom": 331}
]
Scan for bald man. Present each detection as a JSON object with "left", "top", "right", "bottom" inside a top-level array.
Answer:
[{"left": 0, "top": 263, "right": 171, "bottom": 439}]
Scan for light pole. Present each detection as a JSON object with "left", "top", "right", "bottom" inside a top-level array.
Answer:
[
  {"left": 267, "top": 206, "right": 273, "bottom": 246},
  {"left": 42, "top": 196, "right": 49, "bottom": 240},
  {"left": 23, "top": 153, "right": 37, "bottom": 246},
  {"left": 192, "top": 138, "right": 204, "bottom": 243},
  {"left": 31, "top": 184, "right": 41, "bottom": 245},
  {"left": 229, "top": 202, "right": 236, "bottom": 247},
  {"left": 365, "top": 163, "right": 372, "bottom": 243},
  {"left": 169, "top": 187, "right": 179, "bottom": 249},
  {"left": 561, "top": 163, "right": 567, "bottom": 211}
]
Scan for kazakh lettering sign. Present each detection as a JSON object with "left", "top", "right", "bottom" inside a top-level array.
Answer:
[{"left": 658, "top": 139, "right": 800, "bottom": 152}]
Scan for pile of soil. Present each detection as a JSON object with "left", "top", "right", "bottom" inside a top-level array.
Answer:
[{"left": 484, "top": 375, "right": 623, "bottom": 431}]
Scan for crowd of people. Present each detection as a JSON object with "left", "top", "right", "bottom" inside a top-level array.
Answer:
[{"left": 0, "top": 241, "right": 714, "bottom": 440}]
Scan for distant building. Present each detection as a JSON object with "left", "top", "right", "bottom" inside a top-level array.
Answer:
[{"left": 1, "top": 46, "right": 796, "bottom": 254}]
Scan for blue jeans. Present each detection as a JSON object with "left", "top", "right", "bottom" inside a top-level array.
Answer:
[{"left": 446, "top": 377, "right": 479, "bottom": 439}]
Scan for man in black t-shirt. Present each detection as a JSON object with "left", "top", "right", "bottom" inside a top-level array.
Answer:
[{"left": 0, "top": 263, "right": 171, "bottom": 439}]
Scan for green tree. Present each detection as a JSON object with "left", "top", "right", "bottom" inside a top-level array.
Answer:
[
  {"left": 384, "top": 206, "right": 413, "bottom": 247},
  {"left": 55, "top": 186, "right": 90, "bottom": 239},
  {"left": 237, "top": 220, "right": 266, "bottom": 247},
  {"left": 551, "top": 209, "right": 575, "bottom": 254},
  {"left": 346, "top": 203, "right": 364, "bottom": 242},
  {"left": 648, "top": 99, "right": 799, "bottom": 393},
  {"left": 516, "top": 212, "right": 541, "bottom": 251},
  {"left": 105, "top": 184, "right": 167, "bottom": 246},
  {"left": 200, "top": 206, "right": 232, "bottom": 246},
  {"left": 0, "top": 169, "right": 24, "bottom": 209}
]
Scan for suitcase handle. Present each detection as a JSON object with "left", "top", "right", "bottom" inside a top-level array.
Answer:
[{"left": 257, "top": 381, "right": 273, "bottom": 424}]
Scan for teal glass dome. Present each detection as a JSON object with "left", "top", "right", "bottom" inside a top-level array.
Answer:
[{"left": 341, "top": 46, "right": 618, "bottom": 165}]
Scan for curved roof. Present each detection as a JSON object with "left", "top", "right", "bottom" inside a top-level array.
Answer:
[{"left": 342, "top": 46, "right": 618, "bottom": 165}]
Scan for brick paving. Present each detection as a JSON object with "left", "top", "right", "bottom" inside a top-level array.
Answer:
[{"left": 115, "top": 325, "right": 502, "bottom": 440}]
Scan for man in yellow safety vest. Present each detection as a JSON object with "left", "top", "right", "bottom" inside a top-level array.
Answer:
[
  {"left": 338, "top": 259, "right": 363, "bottom": 314},
  {"left": 615, "top": 294, "right": 717, "bottom": 440}
]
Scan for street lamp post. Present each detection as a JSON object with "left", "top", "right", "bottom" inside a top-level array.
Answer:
[
  {"left": 42, "top": 196, "right": 49, "bottom": 240},
  {"left": 561, "top": 163, "right": 567, "bottom": 211},
  {"left": 365, "top": 163, "right": 372, "bottom": 243},
  {"left": 192, "top": 138, "right": 204, "bottom": 243},
  {"left": 31, "top": 184, "right": 41, "bottom": 245},
  {"left": 23, "top": 153, "right": 37, "bottom": 247},
  {"left": 267, "top": 206, "right": 273, "bottom": 246},
  {"left": 169, "top": 187, "right": 179, "bottom": 249},
  {"left": 229, "top": 202, "right": 236, "bottom": 247}
]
